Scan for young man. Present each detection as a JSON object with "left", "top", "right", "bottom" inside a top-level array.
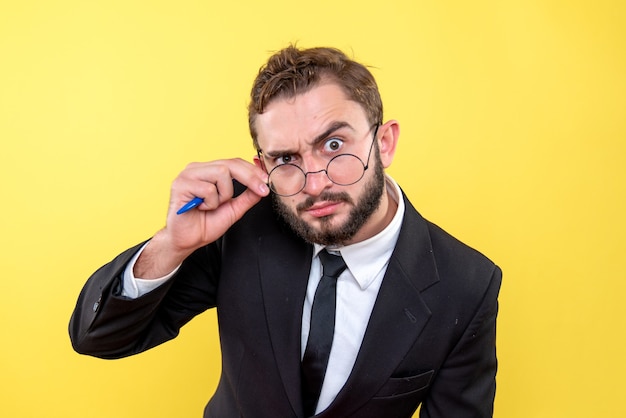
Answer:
[{"left": 70, "top": 45, "right": 502, "bottom": 418}]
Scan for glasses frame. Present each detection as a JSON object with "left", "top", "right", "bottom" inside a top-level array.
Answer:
[{"left": 257, "top": 123, "right": 381, "bottom": 197}]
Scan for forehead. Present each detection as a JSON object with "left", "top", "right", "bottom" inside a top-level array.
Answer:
[{"left": 254, "top": 82, "right": 370, "bottom": 151}]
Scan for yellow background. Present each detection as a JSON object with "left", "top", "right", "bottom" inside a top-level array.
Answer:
[{"left": 1, "top": 0, "right": 624, "bottom": 417}]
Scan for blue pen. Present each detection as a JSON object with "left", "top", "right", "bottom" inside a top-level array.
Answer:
[{"left": 176, "top": 196, "right": 204, "bottom": 215}]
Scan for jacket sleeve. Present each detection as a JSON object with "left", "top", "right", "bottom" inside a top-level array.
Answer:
[
  {"left": 420, "top": 265, "right": 502, "bottom": 418},
  {"left": 68, "top": 241, "right": 220, "bottom": 359}
]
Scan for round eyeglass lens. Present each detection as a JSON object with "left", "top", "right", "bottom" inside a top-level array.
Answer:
[
  {"left": 268, "top": 164, "right": 306, "bottom": 196},
  {"left": 268, "top": 154, "right": 367, "bottom": 197},
  {"left": 326, "top": 154, "right": 366, "bottom": 185}
]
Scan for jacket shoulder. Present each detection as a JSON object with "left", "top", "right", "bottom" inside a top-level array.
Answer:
[{"left": 399, "top": 194, "right": 501, "bottom": 300}]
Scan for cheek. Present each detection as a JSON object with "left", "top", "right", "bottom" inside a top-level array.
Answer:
[{"left": 279, "top": 195, "right": 299, "bottom": 210}]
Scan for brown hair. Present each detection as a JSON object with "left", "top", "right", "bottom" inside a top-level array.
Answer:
[{"left": 248, "top": 45, "right": 383, "bottom": 150}]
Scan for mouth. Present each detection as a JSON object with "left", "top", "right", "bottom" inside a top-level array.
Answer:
[
  {"left": 295, "top": 191, "right": 353, "bottom": 219},
  {"left": 303, "top": 201, "right": 343, "bottom": 218}
]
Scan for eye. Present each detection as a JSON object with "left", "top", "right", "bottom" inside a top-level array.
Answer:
[
  {"left": 276, "top": 154, "right": 294, "bottom": 165},
  {"left": 323, "top": 138, "right": 343, "bottom": 153}
]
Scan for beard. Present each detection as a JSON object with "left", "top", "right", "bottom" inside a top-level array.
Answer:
[{"left": 272, "top": 155, "right": 386, "bottom": 246}]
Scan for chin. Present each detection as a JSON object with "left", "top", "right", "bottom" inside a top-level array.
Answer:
[{"left": 272, "top": 155, "right": 386, "bottom": 246}]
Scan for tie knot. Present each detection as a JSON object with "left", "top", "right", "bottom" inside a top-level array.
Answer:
[{"left": 319, "top": 249, "right": 347, "bottom": 279}]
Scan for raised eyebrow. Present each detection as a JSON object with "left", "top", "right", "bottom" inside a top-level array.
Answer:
[
  {"left": 262, "top": 121, "right": 356, "bottom": 157},
  {"left": 309, "top": 121, "right": 355, "bottom": 146}
]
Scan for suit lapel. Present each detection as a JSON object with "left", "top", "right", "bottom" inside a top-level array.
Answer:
[
  {"left": 258, "top": 232, "right": 313, "bottom": 417},
  {"left": 319, "top": 195, "right": 440, "bottom": 417},
  {"left": 255, "top": 193, "right": 438, "bottom": 417}
]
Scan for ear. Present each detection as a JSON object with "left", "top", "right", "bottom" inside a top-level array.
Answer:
[
  {"left": 377, "top": 120, "right": 400, "bottom": 168},
  {"left": 253, "top": 155, "right": 264, "bottom": 170}
]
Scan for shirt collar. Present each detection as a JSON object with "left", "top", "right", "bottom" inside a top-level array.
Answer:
[{"left": 314, "top": 175, "right": 405, "bottom": 290}]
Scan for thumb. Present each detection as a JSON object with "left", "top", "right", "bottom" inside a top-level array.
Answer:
[{"left": 226, "top": 188, "right": 265, "bottom": 222}]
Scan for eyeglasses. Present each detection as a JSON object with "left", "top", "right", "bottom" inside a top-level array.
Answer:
[{"left": 258, "top": 123, "right": 380, "bottom": 197}]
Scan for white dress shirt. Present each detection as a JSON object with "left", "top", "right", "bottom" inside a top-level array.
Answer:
[
  {"left": 303, "top": 176, "right": 404, "bottom": 413},
  {"left": 122, "top": 176, "right": 405, "bottom": 414}
]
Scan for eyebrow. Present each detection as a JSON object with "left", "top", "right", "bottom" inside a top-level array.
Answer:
[
  {"left": 262, "top": 121, "right": 355, "bottom": 158},
  {"left": 309, "top": 121, "right": 354, "bottom": 146}
]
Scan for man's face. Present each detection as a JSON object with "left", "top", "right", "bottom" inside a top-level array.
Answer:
[{"left": 254, "top": 82, "right": 393, "bottom": 246}]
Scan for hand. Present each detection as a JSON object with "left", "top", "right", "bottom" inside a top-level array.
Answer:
[{"left": 135, "top": 158, "right": 269, "bottom": 278}]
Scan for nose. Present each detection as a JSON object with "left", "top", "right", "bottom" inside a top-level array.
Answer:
[{"left": 301, "top": 167, "right": 332, "bottom": 196}]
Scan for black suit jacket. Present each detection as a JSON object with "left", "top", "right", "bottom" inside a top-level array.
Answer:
[{"left": 69, "top": 191, "right": 501, "bottom": 418}]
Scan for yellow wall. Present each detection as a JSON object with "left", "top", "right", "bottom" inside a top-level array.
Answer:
[{"left": 1, "top": 1, "right": 624, "bottom": 416}]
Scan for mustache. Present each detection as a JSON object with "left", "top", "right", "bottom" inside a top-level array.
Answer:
[{"left": 296, "top": 191, "right": 354, "bottom": 212}]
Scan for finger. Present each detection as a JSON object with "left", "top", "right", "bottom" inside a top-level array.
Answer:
[
  {"left": 225, "top": 158, "right": 269, "bottom": 197},
  {"left": 225, "top": 187, "right": 265, "bottom": 223},
  {"left": 173, "top": 163, "right": 232, "bottom": 210},
  {"left": 172, "top": 159, "right": 268, "bottom": 215},
  {"left": 213, "top": 175, "right": 235, "bottom": 207}
]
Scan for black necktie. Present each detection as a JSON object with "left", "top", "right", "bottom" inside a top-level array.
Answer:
[{"left": 301, "top": 249, "right": 347, "bottom": 417}]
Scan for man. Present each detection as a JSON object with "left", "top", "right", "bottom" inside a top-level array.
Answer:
[{"left": 69, "top": 45, "right": 502, "bottom": 418}]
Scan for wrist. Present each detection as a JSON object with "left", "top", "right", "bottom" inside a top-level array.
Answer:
[{"left": 133, "top": 229, "right": 191, "bottom": 279}]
